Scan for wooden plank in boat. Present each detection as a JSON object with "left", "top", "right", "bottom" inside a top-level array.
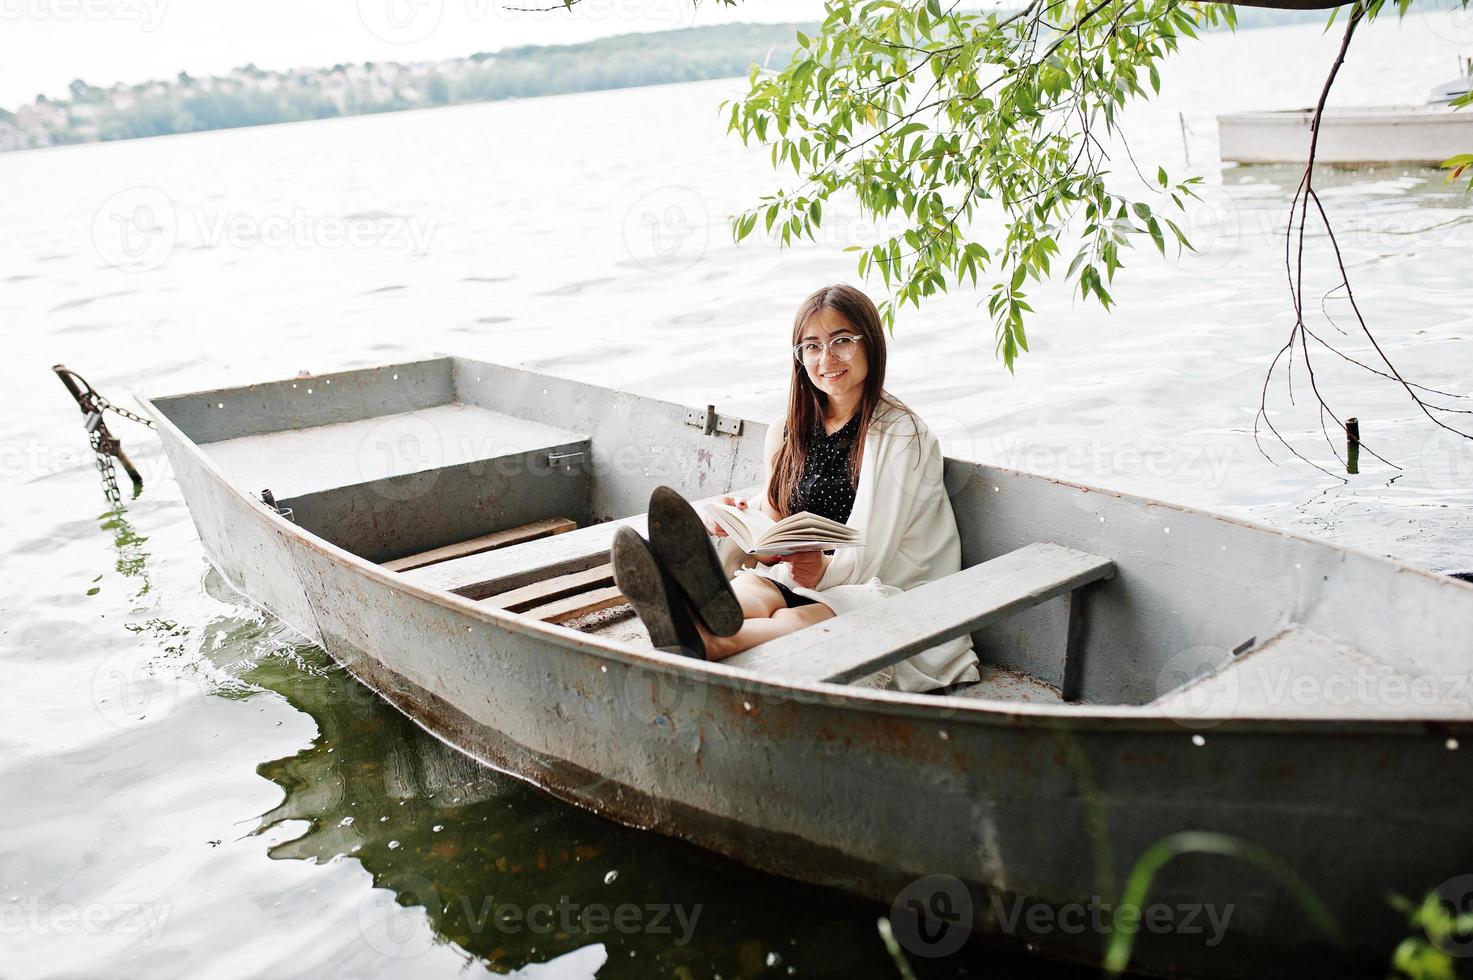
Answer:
[
  {"left": 382, "top": 517, "right": 577, "bottom": 573},
  {"left": 726, "top": 543, "right": 1115, "bottom": 685},
  {"left": 402, "top": 514, "right": 649, "bottom": 599},
  {"left": 482, "top": 563, "right": 615, "bottom": 611},
  {"left": 524, "top": 585, "right": 628, "bottom": 624}
]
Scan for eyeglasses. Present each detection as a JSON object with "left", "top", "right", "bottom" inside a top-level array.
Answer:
[{"left": 793, "top": 334, "right": 864, "bottom": 365}]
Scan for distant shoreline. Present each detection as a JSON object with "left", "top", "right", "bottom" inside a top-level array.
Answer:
[
  {"left": 2, "top": 7, "right": 1443, "bottom": 155},
  {"left": 0, "top": 22, "right": 815, "bottom": 155}
]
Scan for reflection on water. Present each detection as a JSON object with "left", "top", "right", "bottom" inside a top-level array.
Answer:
[{"left": 234, "top": 606, "right": 1076, "bottom": 978}]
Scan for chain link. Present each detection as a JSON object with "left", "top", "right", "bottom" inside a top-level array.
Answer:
[
  {"left": 90, "top": 428, "right": 123, "bottom": 506},
  {"left": 92, "top": 392, "right": 157, "bottom": 429},
  {"left": 55, "top": 366, "right": 154, "bottom": 505}
]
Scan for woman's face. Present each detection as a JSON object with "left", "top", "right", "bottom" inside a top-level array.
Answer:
[{"left": 799, "top": 307, "right": 869, "bottom": 404}]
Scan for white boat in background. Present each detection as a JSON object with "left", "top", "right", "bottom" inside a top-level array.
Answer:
[{"left": 1218, "top": 70, "right": 1472, "bottom": 165}]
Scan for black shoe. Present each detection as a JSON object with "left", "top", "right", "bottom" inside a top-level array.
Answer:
[
  {"left": 611, "top": 526, "right": 707, "bottom": 659},
  {"left": 647, "top": 485, "right": 743, "bottom": 637}
]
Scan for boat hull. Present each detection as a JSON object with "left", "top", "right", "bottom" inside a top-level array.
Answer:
[
  {"left": 142, "top": 358, "right": 1473, "bottom": 978},
  {"left": 1218, "top": 106, "right": 1473, "bottom": 165}
]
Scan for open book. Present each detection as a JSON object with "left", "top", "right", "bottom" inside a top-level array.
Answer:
[{"left": 702, "top": 500, "right": 863, "bottom": 557}]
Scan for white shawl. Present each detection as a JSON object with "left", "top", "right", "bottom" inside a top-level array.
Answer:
[{"left": 715, "top": 400, "right": 981, "bottom": 693}]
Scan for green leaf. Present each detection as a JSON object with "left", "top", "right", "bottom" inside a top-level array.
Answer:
[{"left": 1147, "top": 216, "right": 1165, "bottom": 254}]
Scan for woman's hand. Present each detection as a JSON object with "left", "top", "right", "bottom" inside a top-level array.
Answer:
[
  {"left": 779, "top": 549, "right": 829, "bottom": 589},
  {"left": 704, "top": 494, "right": 747, "bottom": 537}
]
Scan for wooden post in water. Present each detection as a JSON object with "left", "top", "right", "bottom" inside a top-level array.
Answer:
[{"left": 1346, "top": 417, "right": 1360, "bottom": 475}]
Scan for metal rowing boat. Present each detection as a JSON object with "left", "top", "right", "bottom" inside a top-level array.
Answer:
[{"left": 139, "top": 355, "right": 1473, "bottom": 978}]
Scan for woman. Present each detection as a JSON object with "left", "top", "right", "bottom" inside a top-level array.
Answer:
[{"left": 612, "top": 284, "right": 981, "bottom": 694}]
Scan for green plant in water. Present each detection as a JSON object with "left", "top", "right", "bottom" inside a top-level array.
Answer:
[
  {"left": 1104, "top": 830, "right": 1342, "bottom": 976},
  {"left": 876, "top": 916, "right": 919, "bottom": 980},
  {"left": 1389, "top": 888, "right": 1473, "bottom": 980}
]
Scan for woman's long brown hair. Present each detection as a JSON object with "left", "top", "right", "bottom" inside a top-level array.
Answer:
[{"left": 767, "top": 284, "right": 919, "bottom": 519}]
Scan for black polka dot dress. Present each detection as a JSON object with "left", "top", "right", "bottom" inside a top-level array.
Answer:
[
  {"left": 788, "top": 412, "right": 860, "bottom": 523},
  {"left": 770, "top": 412, "right": 860, "bottom": 609}
]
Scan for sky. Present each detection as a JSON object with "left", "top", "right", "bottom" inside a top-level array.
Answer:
[{"left": 0, "top": 0, "right": 831, "bottom": 108}]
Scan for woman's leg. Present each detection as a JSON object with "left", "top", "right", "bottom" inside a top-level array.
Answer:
[
  {"left": 693, "top": 602, "right": 835, "bottom": 661},
  {"left": 732, "top": 572, "right": 786, "bottom": 620}
]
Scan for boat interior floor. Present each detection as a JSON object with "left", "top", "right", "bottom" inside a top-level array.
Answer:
[
  {"left": 384, "top": 516, "right": 1451, "bottom": 716},
  {"left": 394, "top": 514, "right": 1112, "bottom": 705}
]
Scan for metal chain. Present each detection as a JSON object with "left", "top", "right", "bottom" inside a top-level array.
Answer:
[
  {"left": 90, "top": 428, "right": 123, "bottom": 506},
  {"left": 54, "top": 365, "right": 152, "bottom": 505},
  {"left": 91, "top": 392, "right": 157, "bottom": 429}
]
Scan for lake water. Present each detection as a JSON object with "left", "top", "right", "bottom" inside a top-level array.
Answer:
[{"left": 2, "top": 11, "right": 1471, "bottom": 978}]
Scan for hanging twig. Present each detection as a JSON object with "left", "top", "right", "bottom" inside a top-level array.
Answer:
[{"left": 1255, "top": 0, "right": 1472, "bottom": 474}]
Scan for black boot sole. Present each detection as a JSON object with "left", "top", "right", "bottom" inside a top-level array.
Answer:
[
  {"left": 647, "top": 485, "right": 744, "bottom": 637},
  {"left": 610, "top": 526, "right": 707, "bottom": 660}
]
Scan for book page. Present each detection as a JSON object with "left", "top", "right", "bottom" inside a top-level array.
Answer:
[
  {"left": 707, "top": 502, "right": 861, "bottom": 555},
  {"left": 703, "top": 501, "right": 774, "bottom": 553}
]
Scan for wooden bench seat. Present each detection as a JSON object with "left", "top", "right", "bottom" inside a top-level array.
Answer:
[
  {"left": 398, "top": 514, "right": 647, "bottom": 600},
  {"left": 724, "top": 542, "right": 1115, "bottom": 693},
  {"left": 396, "top": 491, "right": 739, "bottom": 602},
  {"left": 381, "top": 518, "right": 577, "bottom": 573}
]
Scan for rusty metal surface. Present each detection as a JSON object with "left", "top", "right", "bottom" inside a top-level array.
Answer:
[{"left": 139, "top": 357, "right": 1473, "bottom": 979}]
